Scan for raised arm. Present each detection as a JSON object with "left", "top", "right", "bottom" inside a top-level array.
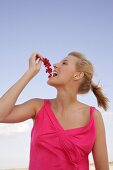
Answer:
[
  {"left": 0, "top": 53, "right": 44, "bottom": 123},
  {"left": 92, "top": 109, "right": 109, "bottom": 170}
]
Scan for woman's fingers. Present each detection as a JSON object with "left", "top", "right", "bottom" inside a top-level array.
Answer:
[
  {"left": 35, "top": 53, "right": 44, "bottom": 61},
  {"left": 29, "top": 53, "right": 44, "bottom": 76}
]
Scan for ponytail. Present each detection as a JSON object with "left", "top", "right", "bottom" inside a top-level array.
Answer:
[
  {"left": 91, "top": 82, "right": 109, "bottom": 111},
  {"left": 68, "top": 51, "right": 109, "bottom": 111}
]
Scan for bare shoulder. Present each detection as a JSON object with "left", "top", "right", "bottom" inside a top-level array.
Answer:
[
  {"left": 80, "top": 103, "right": 104, "bottom": 124},
  {"left": 30, "top": 98, "right": 44, "bottom": 118},
  {"left": 27, "top": 98, "right": 44, "bottom": 120},
  {"left": 77, "top": 103, "right": 104, "bottom": 127},
  {"left": 93, "top": 109, "right": 104, "bottom": 124},
  {"left": 93, "top": 109, "right": 105, "bottom": 131}
]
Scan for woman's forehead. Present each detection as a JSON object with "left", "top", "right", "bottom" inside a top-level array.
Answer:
[{"left": 63, "top": 55, "right": 78, "bottom": 62}]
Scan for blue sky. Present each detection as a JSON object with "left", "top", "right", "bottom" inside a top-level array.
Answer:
[{"left": 0, "top": 0, "right": 113, "bottom": 169}]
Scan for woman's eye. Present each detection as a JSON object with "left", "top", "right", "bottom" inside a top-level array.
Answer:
[{"left": 62, "top": 62, "right": 67, "bottom": 65}]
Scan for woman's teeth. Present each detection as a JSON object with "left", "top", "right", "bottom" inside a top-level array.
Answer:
[
  {"left": 53, "top": 71, "right": 58, "bottom": 77},
  {"left": 53, "top": 73, "right": 58, "bottom": 77}
]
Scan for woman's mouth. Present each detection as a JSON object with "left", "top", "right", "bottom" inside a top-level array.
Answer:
[{"left": 52, "top": 71, "right": 58, "bottom": 77}]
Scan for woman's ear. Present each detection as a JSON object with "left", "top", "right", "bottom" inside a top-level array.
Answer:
[{"left": 73, "top": 72, "right": 84, "bottom": 80}]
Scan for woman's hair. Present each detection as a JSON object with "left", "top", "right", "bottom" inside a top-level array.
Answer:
[{"left": 68, "top": 51, "right": 109, "bottom": 111}]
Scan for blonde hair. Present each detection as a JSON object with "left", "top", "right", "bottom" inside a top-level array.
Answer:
[{"left": 68, "top": 51, "right": 109, "bottom": 111}]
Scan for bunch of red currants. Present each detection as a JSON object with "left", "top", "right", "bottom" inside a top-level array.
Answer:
[{"left": 42, "top": 58, "right": 52, "bottom": 78}]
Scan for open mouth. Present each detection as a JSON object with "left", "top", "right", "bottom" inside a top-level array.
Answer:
[{"left": 52, "top": 71, "right": 58, "bottom": 77}]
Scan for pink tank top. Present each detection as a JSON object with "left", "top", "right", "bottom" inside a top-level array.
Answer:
[{"left": 29, "top": 99, "right": 96, "bottom": 170}]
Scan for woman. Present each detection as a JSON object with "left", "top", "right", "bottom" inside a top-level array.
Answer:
[{"left": 0, "top": 52, "right": 109, "bottom": 170}]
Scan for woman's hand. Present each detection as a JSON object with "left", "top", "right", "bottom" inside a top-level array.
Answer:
[{"left": 29, "top": 53, "right": 44, "bottom": 77}]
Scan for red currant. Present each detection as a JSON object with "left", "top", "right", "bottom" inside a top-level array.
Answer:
[{"left": 42, "top": 58, "right": 52, "bottom": 78}]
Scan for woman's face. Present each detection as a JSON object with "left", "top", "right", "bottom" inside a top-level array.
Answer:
[{"left": 47, "top": 55, "right": 79, "bottom": 87}]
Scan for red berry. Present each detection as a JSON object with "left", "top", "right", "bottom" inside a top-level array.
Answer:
[{"left": 42, "top": 57, "right": 52, "bottom": 78}]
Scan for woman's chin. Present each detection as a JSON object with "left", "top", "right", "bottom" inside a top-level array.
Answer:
[
  {"left": 47, "top": 78, "right": 59, "bottom": 87},
  {"left": 47, "top": 79, "right": 55, "bottom": 86}
]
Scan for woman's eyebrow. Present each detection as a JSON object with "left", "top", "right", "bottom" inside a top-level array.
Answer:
[{"left": 62, "top": 59, "right": 68, "bottom": 62}]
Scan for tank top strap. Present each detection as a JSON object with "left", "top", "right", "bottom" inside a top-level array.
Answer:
[
  {"left": 43, "top": 99, "right": 50, "bottom": 106},
  {"left": 90, "top": 106, "right": 95, "bottom": 113},
  {"left": 42, "top": 99, "right": 50, "bottom": 111},
  {"left": 90, "top": 106, "right": 95, "bottom": 120},
  {"left": 34, "top": 99, "right": 49, "bottom": 120}
]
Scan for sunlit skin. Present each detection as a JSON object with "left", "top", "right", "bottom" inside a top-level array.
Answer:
[
  {"left": 47, "top": 55, "right": 85, "bottom": 118},
  {"left": 48, "top": 55, "right": 83, "bottom": 88}
]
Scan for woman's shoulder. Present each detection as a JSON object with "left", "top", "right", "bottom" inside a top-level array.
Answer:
[
  {"left": 30, "top": 98, "right": 44, "bottom": 105},
  {"left": 90, "top": 108, "right": 105, "bottom": 132},
  {"left": 80, "top": 102, "right": 103, "bottom": 121},
  {"left": 32, "top": 98, "right": 55, "bottom": 106},
  {"left": 77, "top": 102, "right": 91, "bottom": 113},
  {"left": 93, "top": 109, "right": 104, "bottom": 125},
  {"left": 32, "top": 98, "right": 55, "bottom": 118},
  {"left": 29, "top": 98, "right": 44, "bottom": 118},
  {"left": 79, "top": 103, "right": 105, "bottom": 131}
]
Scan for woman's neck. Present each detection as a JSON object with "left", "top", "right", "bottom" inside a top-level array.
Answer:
[{"left": 54, "top": 88, "right": 78, "bottom": 110}]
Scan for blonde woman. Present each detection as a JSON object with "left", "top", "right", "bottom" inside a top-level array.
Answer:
[{"left": 0, "top": 52, "right": 109, "bottom": 170}]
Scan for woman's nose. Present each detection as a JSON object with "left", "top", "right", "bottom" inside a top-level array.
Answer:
[{"left": 53, "top": 63, "right": 59, "bottom": 68}]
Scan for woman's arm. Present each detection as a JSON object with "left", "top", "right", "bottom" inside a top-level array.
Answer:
[
  {"left": 0, "top": 53, "right": 43, "bottom": 123},
  {"left": 92, "top": 109, "right": 109, "bottom": 170}
]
